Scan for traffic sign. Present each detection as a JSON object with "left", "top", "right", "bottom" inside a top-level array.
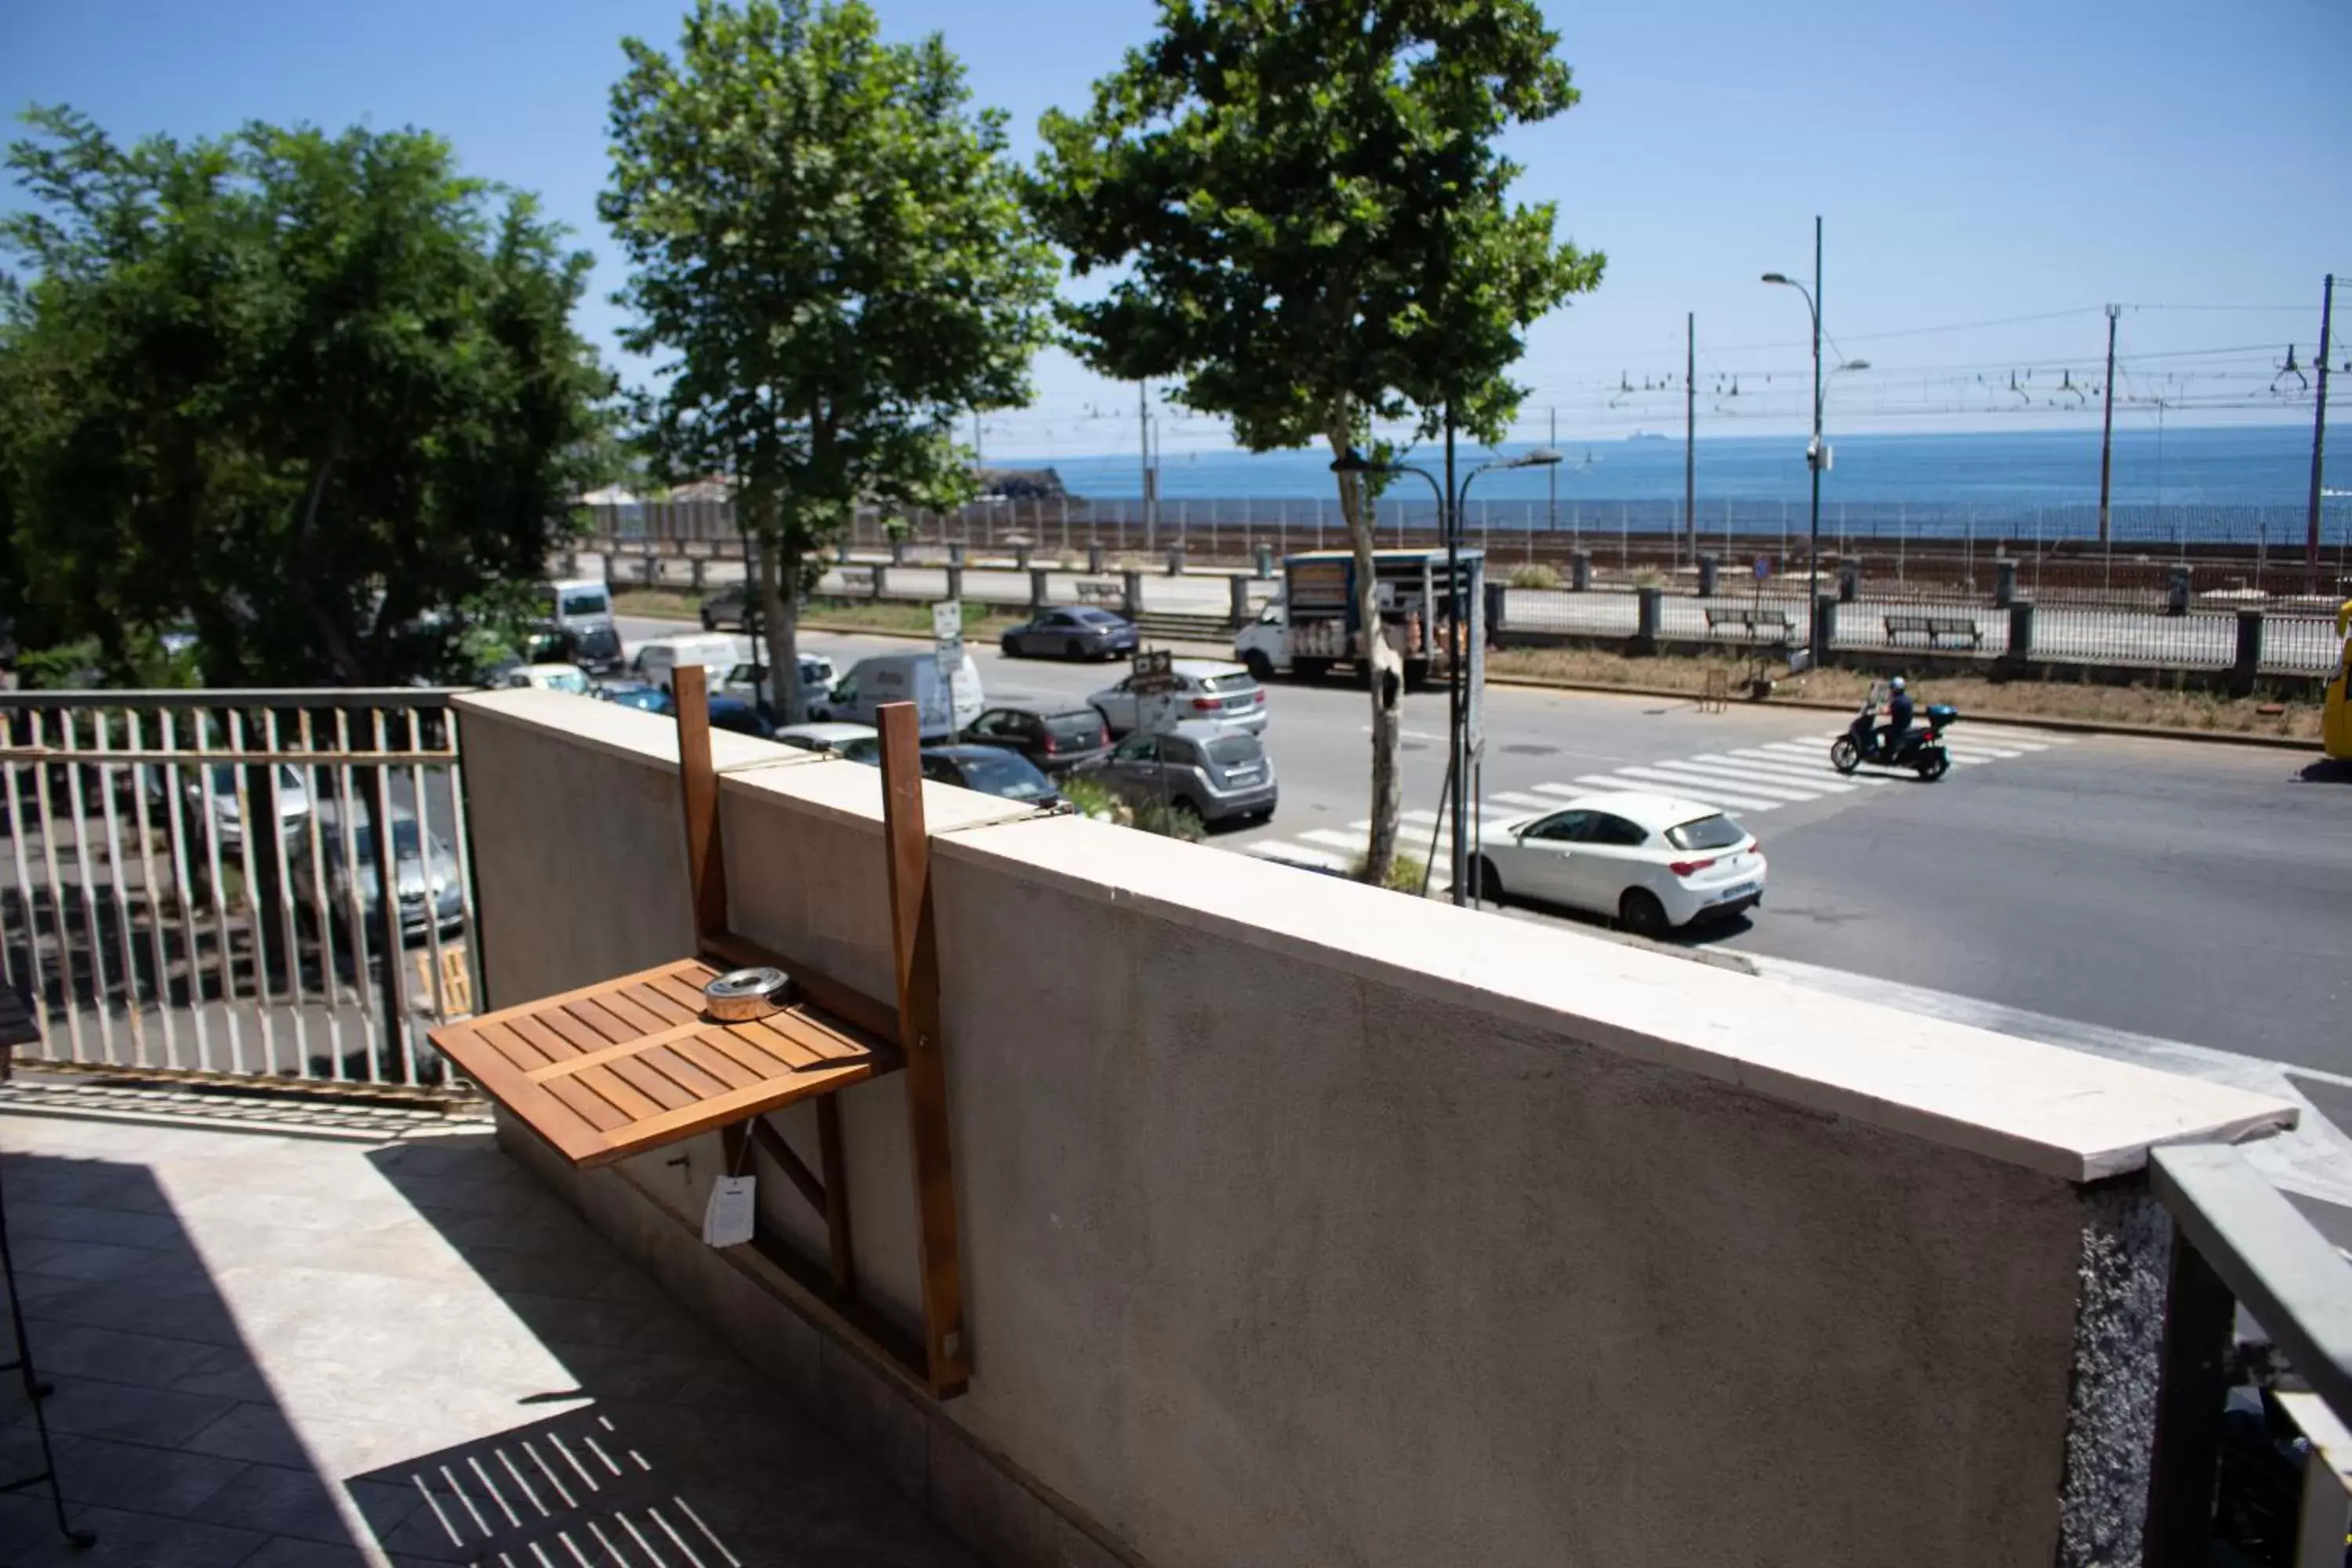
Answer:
[
  {"left": 1129, "top": 648, "right": 1178, "bottom": 696},
  {"left": 1754, "top": 556, "right": 1771, "bottom": 583}
]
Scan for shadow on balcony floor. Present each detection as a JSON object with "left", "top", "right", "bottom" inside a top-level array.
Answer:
[{"left": 0, "top": 1100, "right": 976, "bottom": 1566}]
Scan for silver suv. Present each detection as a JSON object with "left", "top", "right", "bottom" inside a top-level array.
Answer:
[{"left": 1098, "top": 720, "right": 1276, "bottom": 826}]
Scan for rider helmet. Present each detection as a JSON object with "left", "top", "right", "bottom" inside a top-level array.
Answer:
[{"left": 1889, "top": 676, "right": 1907, "bottom": 692}]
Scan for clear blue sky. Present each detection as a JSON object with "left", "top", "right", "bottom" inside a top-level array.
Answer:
[{"left": 7, "top": 0, "right": 2349, "bottom": 457}]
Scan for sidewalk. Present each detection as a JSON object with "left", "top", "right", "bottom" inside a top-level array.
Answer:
[{"left": 0, "top": 1089, "right": 975, "bottom": 1568}]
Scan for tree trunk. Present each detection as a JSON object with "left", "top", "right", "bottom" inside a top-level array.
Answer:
[
  {"left": 1326, "top": 416, "right": 1403, "bottom": 886},
  {"left": 757, "top": 504, "right": 805, "bottom": 724}
]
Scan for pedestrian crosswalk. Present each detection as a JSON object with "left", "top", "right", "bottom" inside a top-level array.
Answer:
[{"left": 1241, "top": 721, "right": 2074, "bottom": 874}]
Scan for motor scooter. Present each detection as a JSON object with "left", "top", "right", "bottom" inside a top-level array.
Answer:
[{"left": 1830, "top": 687, "right": 1956, "bottom": 780}]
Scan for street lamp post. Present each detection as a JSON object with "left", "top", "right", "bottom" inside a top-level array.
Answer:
[
  {"left": 1332, "top": 441, "right": 1562, "bottom": 906},
  {"left": 1765, "top": 215, "right": 1828, "bottom": 666}
]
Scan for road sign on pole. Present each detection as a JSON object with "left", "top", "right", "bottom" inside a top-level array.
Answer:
[
  {"left": 931, "top": 600, "right": 964, "bottom": 682},
  {"left": 1130, "top": 648, "right": 1181, "bottom": 736},
  {"left": 1754, "top": 555, "right": 1771, "bottom": 583}
]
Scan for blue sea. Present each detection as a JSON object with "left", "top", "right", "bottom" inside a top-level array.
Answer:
[{"left": 1012, "top": 423, "right": 2332, "bottom": 506}]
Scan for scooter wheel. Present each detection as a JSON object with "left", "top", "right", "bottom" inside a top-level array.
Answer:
[
  {"left": 1917, "top": 751, "right": 1950, "bottom": 782},
  {"left": 1829, "top": 738, "right": 1860, "bottom": 775}
]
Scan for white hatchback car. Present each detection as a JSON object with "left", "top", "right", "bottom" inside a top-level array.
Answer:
[
  {"left": 1474, "top": 790, "right": 1765, "bottom": 938},
  {"left": 1088, "top": 658, "right": 1267, "bottom": 736}
]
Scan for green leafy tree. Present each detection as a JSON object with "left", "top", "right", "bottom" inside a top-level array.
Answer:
[
  {"left": 1030, "top": 1, "right": 1603, "bottom": 883},
  {"left": 602, "top": 0, "right": 1056, "bottom": 721},
  {"left": 0, "top": 107, "right": 614, "bottom": 687}
]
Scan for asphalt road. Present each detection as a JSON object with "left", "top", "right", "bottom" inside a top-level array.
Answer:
[{"left": 623, "top": 615, "right": 2352, "bottom": 1078}]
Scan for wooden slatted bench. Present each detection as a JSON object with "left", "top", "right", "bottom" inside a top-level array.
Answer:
[
  {"left": 837, "top": 568, "right": 877, "bottom": 597},
  {"left": 1074, "top": 579, "right": 1123, "bottom": 604},
  {"left": 1704, "top": 605, "right": 1795, "bottom": 643},
  {"left": 1883, "top": 612, "right": 1985, "bottom": 649}
]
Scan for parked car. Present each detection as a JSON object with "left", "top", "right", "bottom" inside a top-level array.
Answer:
[
  {"left": 1090, "top": 659, "right": 1266, "bottom": 737},
  {"left": 541, "top": 578, "right": 625, "bottom": 675},
  {"left": 1096, "top": 720, "right": 1276, "bottom": 827},
  {"left": 700, "top": 581, "right": 757, "bottom": 632},
  {"left": 149, "top": 762, "right": 311, "bottom": 851},
  {"left": 773, "top": 722, "right": 881, "bottom": 763},
  {"left": 633, "top": 632, "right": 740, "bottom": 695},
  {"left": 493, "top": 662, "right": 593, "bottom": 695},
  {"left": 964, "top": 703, "right": 1112, "bottom": 776},
  {"left": 293, "top": 800, "right": 463, "bottom": 947},
  {"left": 595, "top": 680, "right": 672, "bottom": 713},
  {"left": 812, "top": 652, "right": 982, "bottom": 739},
  {"left": 918, "top": 745, "right": 1062, "bottom": 807},
  {"left": 706, "top": 695, "right": 775, "bottom": 739},
  {"left": 722, "top": 655, "right": 835, "bottom": 717},
  {"left": 1474, "top": 791, "right": 1765, "bottom": 938},
  {"left": 998, "top": 607, "right": 1138, "bottom": 662}
]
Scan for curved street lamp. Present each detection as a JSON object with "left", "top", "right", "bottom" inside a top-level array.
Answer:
[
  {"left": 1763, "top": 216, "right": 1833, "bottom": 667},
  {"left": 1329, "top": 442, "right": 1563, "bottom": 906}
]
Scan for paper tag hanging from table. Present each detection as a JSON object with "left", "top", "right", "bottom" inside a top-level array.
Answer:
[{"left": 702, "top": 1174, "right": 756, "bottom": 1247}]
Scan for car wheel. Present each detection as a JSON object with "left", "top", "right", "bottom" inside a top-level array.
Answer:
[
  {"left": 1243, "top": 649, "right": 1275, "bottom": 681},
  {"left": 1065, "top": 639, "right": 1084, "bottom": 659},
  {"left": 1829, "top": 737, "right": 1860, "bottom": 775},
  {"left": 1618, "top": 887, "right": 1671, "bottom": 940},
  {"left": 1475, "top": 856, "right": 1506, "bottom": 906},
  {"left": 1000, "top": 637, "right": 1021, "bottom": 659}
]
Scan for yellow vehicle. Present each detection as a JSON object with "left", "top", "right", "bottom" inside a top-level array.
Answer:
[{"left": 2328, "top": 599, "right": 2352, "bottom": 760}]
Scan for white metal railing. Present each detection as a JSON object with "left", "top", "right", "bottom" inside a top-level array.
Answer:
[{"left": 0, "top": 691, "right": 479, "bottom": 1091}]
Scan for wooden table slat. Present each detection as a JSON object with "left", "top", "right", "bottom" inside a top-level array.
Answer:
[{"left": 430, "top": 956, "right": 896, "bottom": 1170}]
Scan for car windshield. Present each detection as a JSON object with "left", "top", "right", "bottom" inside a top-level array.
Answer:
[
  {"left": 558, "top": 590, "right": 608, "bottom": 617},
  {"left": 1045, "top": 712, "right": 1104, "bottom": 744},
  {"left": 1664, "top": 814, "right": 1746, "bottom": 851},
  {"left": 1206, "top": 735, "right": 1263, "bottom": 765},
  {"left": 540, "top": 669, "right": 590, "bottom": 695},
  {"left": 956, "top": 752, "right": 1054, "bottom": 800},
  {"left": 1194, "top": 673, "right": 1252, "bottom": 694}
]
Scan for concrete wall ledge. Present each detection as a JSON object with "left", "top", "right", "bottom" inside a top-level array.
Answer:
[{"left": 452, "top": 686, "right": 2294, "bottom": 1184}]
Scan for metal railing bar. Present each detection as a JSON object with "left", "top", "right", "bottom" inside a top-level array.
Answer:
[
  {"left": 0, "top": 688, "right": 462, "bottom": 710},
  {"left": 158, "top": 712, "right": 212, "bottom": 1071},
  {"left": 124, "top": 731, "right": 177, "bottom": 1069},
  {"left": 60, "top": 728, "right": 117, "bottom": 1064},
  {"left": 2152, "top": 1143, "right": 2352, "bottom": 1421},
  {"left": 412, "top": 746, "right": 450, "bottom": 1043},
  {"left": 296, "top": 710, "right": 344, "bottom": 1078},
  {"left": 92, "top": 714, "right": 148, "bottom": 1067},
  {"left": 192, "top": 712, "right": 243, "bottom": 1075},
  {"left": 29, "top": 716, "right": 85, "bottom": 1062},
  {"left": 0, "top": 747, "right": 458, "bottom": 765},
  {"left": 263, "top": 710, "right": 310, "bottom": 1078},
  {"left": 372, "top": 709, "right": 414, "bottom": 1085},
  {"left": 3, "top": 753, "right": 51, "bottom": 1056},
  {"left": 333, "top": 710, "right": 377, "bottom": 1083},
  {"left": 230, "top": 710, "right": 274, "bottom": 1073}
]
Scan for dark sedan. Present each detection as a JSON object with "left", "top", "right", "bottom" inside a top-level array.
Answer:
[
  {"left": 998, "top": 607, "right": 1138, "bottom": 661},
  {"left": 965, "top": 703, "right": 1113, "bottom": 776},
  {"left": 918, "top": 745, "right": 1063, "bottom": 808}
]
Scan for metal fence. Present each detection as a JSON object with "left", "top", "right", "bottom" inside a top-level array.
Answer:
[{"left": 0, "top": 691, "right": 479, "bottom": 1090}]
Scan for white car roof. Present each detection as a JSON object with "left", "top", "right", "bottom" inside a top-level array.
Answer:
[
  {"left": 641, "top": 633, "right": 735, "bottom": 655},
  {"left": 1170, "top": 659, "right": 1248, "bottom": 678},
  {"left": 1544, "top": 790, "right": 1725, "bottom": 830},
  {"left": 772, "top": 723, "right": 877, "bottom": 742},
  {"left": 547, "top": 579, "right": 606, "bottom": 594}
]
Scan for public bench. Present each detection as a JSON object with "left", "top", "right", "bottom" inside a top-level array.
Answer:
[
  {"left": 838, "top": 568, "right": 877, "bottom": 597},
  {"left": 1704, "top": 606, "right": 1795, "bottom": 644},
  {"left": 1075, "top": 580, "right": 1123, "bottom": 604},
  {"left": 1883, "top": 612, "right": 1984, "bottom": 650}
]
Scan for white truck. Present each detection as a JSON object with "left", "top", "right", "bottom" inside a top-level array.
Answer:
[{"left": 1232, "top": 548, "right": 1483, "bottom": 688}]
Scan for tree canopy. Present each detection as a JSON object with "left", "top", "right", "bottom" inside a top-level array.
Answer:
[
  {"left": 0, "top": 107, "right": 614, "bottom": 688},
  {"left": 602, "top": 0, "right": 1056, "bottom": 720},
  {"left": 1029, "top": 0, "right": 1603, "bottom": 880}
]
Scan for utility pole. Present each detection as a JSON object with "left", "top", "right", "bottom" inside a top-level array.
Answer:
[
  {"left": 2309, "top": 274, "right": 2335, "bottom": 585},
  {"left": 2096, "top": 304, "right": 2119, "bottom": 546},
  {"left": 1138, "top": 383, "right": 1156, "bottom": 553},
  {"left": 1684, "top": 312, "right": 1697, "bottom": 567},
  {"left": 1546, "top": 407, "right": 1558, "bottom": 532},
  {"left": 973, "top": 411, "right": 984, "bottom": 473},
  {"left": 1443, "top": 404, "right": 1465, "bottom": 906}
]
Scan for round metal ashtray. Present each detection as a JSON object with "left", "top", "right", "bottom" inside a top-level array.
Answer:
[{"left": 702, "top": 967, "right": 789, "bottom": 1022}]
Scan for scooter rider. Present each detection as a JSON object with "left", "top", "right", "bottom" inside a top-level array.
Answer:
[{"left": 1878, "top": 676, "right": 1915, "bottom": 759}]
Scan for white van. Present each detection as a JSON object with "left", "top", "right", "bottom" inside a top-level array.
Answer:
[
  {"left": 633, "top": 633, "right": 740, "bottom": 695},
  {"left": 813, "top": 652, "right": 983, "bottom": 739}
]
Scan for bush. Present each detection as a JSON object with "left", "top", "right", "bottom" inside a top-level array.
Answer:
[
  {"left": 1131, "top": 797, "right": 1206, "bottom": 841},
  {"left": 1352, "top": 850, "right": 1428, "bottom": 895},
  {"left": 1508, "top": 562, "right": 1562, "bottom": 590},
  {"left": 1060, "top": 776, "right": 1125, "bottom": 823}
]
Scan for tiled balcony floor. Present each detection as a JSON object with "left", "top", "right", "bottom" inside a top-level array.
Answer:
[{"left": 0, "top": 1091, "right": 976, "bottom": 1568}]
